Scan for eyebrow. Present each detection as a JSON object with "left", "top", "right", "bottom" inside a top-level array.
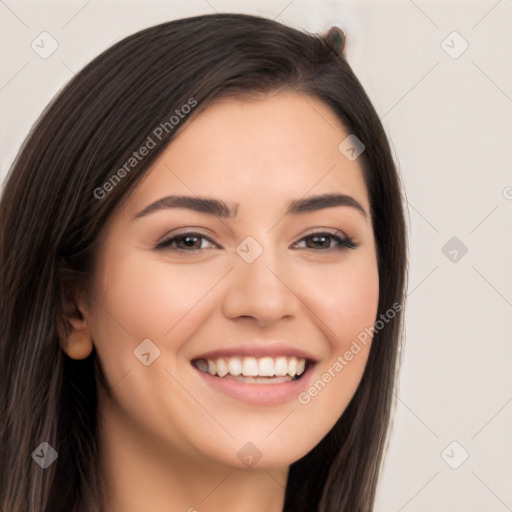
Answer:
[{"left": 134, "top": 193, "right": 368, "bottom": 220}]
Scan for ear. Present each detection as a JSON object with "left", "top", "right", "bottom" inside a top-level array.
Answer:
[{"left": 58, "top": 287, "right": 94, "bottom": 360}]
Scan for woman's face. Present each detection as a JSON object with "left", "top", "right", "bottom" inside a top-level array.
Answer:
[{"left": 82, "top": 92, "right": 379, "bottom": 470}]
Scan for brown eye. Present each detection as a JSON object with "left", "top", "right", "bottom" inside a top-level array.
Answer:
[
  {"left": 294, "top": 232, "right": 357, "bottom": 251},
  {"left": 156, "top": 232, "right": 218, "bottom": 251}
]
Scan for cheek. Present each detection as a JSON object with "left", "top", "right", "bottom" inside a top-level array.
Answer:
[
  {"left": 293, "top": 251, "right": 379, "bottom": 412},
  {"left": 298, "top": 251, "right": 380, "bottom": 348},
  {"left": 86, "top": 251, "right": 227, "bottom": 379},
  {"left": 92, "top": 251, "right": 227, "bottom": 337}
]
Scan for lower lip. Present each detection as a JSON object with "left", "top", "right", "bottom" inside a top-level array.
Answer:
[{"left": 193, "top": 364, "right": 316, "bottom": 406}]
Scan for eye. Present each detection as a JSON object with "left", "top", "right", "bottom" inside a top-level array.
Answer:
[
  {"left": 155, "top": 230, "right": 357, "bottom": 252},
  {"left": 155, "top": 232, "right": 219, "bottom": 251},
  {"left": 292, "top": 231, "right": 357, "bottom": 251}
]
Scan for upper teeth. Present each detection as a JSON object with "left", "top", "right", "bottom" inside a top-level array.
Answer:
[{"left": 196, "top": 356, "right": 307, "bottom": 378}]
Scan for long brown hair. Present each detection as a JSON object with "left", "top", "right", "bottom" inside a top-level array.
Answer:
[{"left": 0, "top": 13, "right": 407, "bottom": 511}]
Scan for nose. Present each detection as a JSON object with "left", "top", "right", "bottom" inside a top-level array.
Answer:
[{"left": 221, "top": 246, "right": 301, "bottom": 328}]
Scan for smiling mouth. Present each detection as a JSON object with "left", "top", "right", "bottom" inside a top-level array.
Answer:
[{"left": 191, "top": 355, "right": 312, "bottom": 384}]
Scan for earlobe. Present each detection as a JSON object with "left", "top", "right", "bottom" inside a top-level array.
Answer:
[
  {"left": 60, "top": 328, "right": 94, "bottom": 359},
  {"left": 58, "top": 289, "right": 94, "bottom": 360}
]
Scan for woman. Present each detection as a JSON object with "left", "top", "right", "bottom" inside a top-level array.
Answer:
[{"left": 0, "top": 13, "right": 407, "bottom": 512}]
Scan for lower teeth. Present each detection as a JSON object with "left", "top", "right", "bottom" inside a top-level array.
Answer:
[{"left": 218, "top": 374, "right": 300, "bottom": 384}]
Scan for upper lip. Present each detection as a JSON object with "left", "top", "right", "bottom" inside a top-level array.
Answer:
[{"left": 191, "top": 342, "right": 319, "bottom": 363}]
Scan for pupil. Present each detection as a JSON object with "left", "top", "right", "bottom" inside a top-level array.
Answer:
[
  {"left": 308, "top": 235, "right": 329, "bottom": 249},
  {"left": 182, "top": 235, "right": 200, "bottom": 248}
]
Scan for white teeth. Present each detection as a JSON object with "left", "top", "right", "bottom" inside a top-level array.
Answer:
[
  {"left": 195, "top": 355, "right": 309, "bottom": 379},
  {"left": 274, "top": 357, "right": 288, "bottom": 377},
  {"left": 258, "top": 357, "right": 274, "bottom": 377},
  {"left": 228, "top": 357, "right": 242, "bottom": 376},
  {"left": 288, "top": 357, "right": 297, "bottom": 377},
  {"left": 207, "top": 360, "right": 217, "bottom": 376},
  {"left": 216, "top": 359, "right": 228, "bottom": 378},
  {"left": 242, "top": 357, "right": 258, "bottom": 376}
]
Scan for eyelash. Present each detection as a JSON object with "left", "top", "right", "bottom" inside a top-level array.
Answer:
[{"left": 155, "top": 231, "right": 358, "bottom": 252}]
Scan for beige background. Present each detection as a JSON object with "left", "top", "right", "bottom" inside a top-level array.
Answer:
[{"left": 1, "top": 1, "right": 511, "bottom": 510}]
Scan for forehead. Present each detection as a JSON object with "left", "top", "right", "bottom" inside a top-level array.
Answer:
[{"left": 131, "top": 92, "right": 370, "bottom": 214}]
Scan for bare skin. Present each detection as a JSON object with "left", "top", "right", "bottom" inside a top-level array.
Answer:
[{"left": 60, "top": 91, "right": 379, "bottom": 511}]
